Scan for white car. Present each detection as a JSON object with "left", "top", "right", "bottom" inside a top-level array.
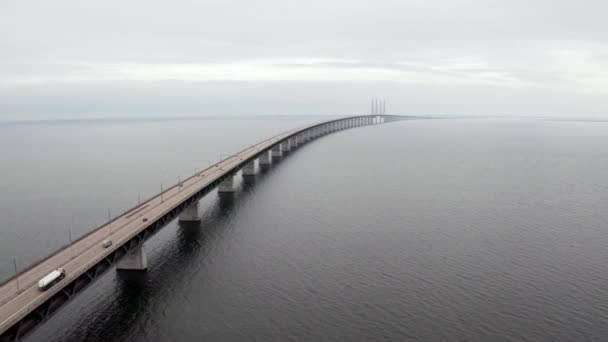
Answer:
[{"left": 101, "top": 239, "right": 112, "bottom": 248}]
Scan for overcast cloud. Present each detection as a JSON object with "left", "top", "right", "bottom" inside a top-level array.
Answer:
[{"left": 1, "top": 0, "right": 608, "bottom": 120}]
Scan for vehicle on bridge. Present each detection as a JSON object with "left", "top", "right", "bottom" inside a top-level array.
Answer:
[{"left": 37, "top": 268, "right": 66, "bottom": 291}]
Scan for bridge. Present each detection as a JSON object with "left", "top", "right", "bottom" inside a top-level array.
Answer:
[{"left": 0, "top": 114, "right": 408, "bottom": 341}]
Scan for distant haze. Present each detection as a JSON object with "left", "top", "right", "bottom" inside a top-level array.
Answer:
[{"left": 2, "top": 0, "right": 608, "bottom": 120}]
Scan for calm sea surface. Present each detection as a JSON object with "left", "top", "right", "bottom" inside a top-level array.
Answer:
[{"left": 1, "top": 117, "right": 608, "bottom": 341}]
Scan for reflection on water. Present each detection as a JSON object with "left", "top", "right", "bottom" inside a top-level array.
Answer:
[{"left": 57, "top": 197, "right": 237, "bottom": 342}]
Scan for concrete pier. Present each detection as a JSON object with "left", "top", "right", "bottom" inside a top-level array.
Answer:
[
  {"left": 242, "top": 160, "right": 255, "bottom": 177},
  {"left": 281, "top": 140, "right": 290, "bottom": 152},
  {"left": 117, "top": 246, "right": 148, "bottom": 271},
  {"left": 179, "top": 202, "right": 200, "bottom": 222},
  {"left": 271, "top": 144, "right": 282, "bottom": 158},
  {"left": 259, "top": 150, "right": 271, "bottom": 166},
  {"left": 218, "top": 175, "right": 235, "bottom": 193}
]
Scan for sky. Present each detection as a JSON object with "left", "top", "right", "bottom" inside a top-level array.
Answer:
[{"left": 1, "top": 0, "right": 608, "bottom": 120}]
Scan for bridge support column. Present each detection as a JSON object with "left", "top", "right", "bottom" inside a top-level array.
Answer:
[
  {"left": 259, "top": 150, "right": 271, "bottom": 167},
  {"left": 117, "top": 245, "right": 148, "bottom": 271},
  {"left": 281, "top": 140, "right": 290, "bottom": 152},
  {"left": 271, "top": 144, "right": 282, "bottom": 159},
  {"left": 179, "top": 202, "right": 200, "bottom": 222},
  {"left": 242, "top": 160, "right": 255, "bottom": 177},
  {"left": 289, "top": 137, "right": 297, "bottom": 148},
  {"left": 218, "top": 175, "right": 235, "bottom": 193}
]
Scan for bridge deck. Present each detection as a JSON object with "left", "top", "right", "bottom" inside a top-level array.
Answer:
[
  {"left": 0, "top": 114, "right": 399, "bottom": 338},
  {"left": 0, "top": 124, "right": 305, "bottom": 334}
]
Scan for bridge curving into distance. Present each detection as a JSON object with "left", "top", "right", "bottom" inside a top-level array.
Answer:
[{"left": 0, "top": 114, "right": 410, "bottom": 341}]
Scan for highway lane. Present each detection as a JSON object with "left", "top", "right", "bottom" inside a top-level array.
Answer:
[{"left": 0, "top": 123, "right": 313, "bottom": 334}]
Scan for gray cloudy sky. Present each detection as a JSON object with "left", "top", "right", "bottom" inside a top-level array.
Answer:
[{"left": 1, "top": 0, "right": 608, "bottom": 120}]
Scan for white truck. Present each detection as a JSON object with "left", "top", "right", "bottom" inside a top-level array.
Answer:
[{"left": 37, "top": 268, "right": 66, "bottom": 291}]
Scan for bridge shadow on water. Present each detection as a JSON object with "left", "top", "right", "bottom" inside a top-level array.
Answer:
[{"left": 49, "top": 150, "right": 300, "bottom": 342}]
